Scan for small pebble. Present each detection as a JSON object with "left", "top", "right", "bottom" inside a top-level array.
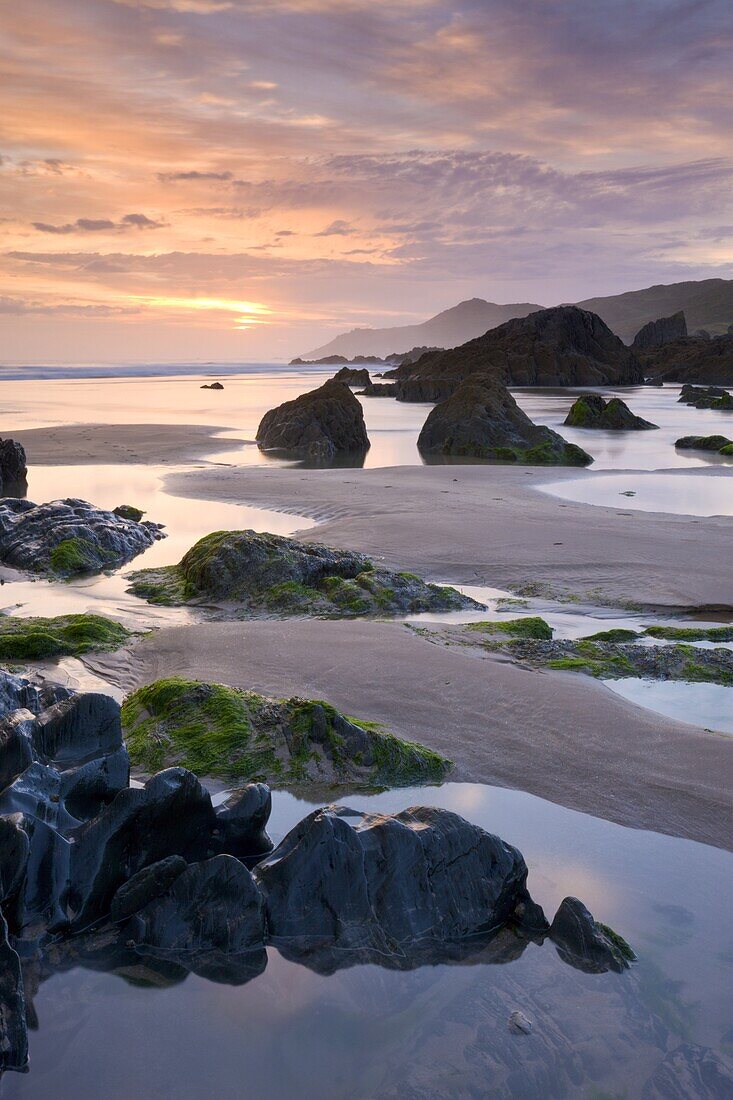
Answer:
[{"left": 508, "top": 1011, "right": 533, "bottom": 1035}]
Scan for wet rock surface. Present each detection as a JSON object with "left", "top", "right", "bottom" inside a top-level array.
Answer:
[
  {"left": 563, "top": 393, "right": 658, "bottom": 430},
  {"left": 549, "top": 896, "right": 636, "bottom": 973},
  {"left": 391, "top": 306, "right": 642, "bottom": 401},
  {"left": 256, "top": 377, "right": 370, "bottom": 459},
  {"left": 127, "top": 527, "right": 480, "bottom": 616},
  {"left": 417, "top": 375, "right": 593, "bottom": 465},
  {"left": 122, "top": 678, "right": 452, "bottom": 787},
  {"left": 0, "top": 497, "right": 165, "bottom": 576}
]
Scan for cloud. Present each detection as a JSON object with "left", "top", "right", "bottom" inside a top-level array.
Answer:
[
  {"left": 31, "top": 214, "right": 166, "bottom": 234},
  {"left": 315, "top": 219, "right": 357, "bottom": 236},
  {"left": 158, "top": 170, "right": 234, "bottom": 182},
  {"left": 0, "top": 295, "right": 138, "bottom": 317}
]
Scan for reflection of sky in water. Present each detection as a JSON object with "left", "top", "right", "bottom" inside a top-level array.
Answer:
[
  {"left": 539, "top": 470, "right": 733, "bottom": 516},
  {"left": 4, "top": 782, "right": 731, "bottom": 1100},
  {"left": 605, "top": 678, "right": 733, "bottom": 734}
]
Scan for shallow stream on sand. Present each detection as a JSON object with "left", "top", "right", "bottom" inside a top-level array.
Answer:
[{"left": 2, "top": 781, "right": 731, "bottom": 1100}]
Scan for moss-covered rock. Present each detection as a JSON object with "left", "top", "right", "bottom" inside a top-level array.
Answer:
[
  {"left": 643, "top": 624, "right": 733, "bottom": 642},
  {"left": 113, "top": 505, "right": 145, "bottom": 522},
  {"left": 122, "top": 677, "right": 452, "bottom": 788},
  {"left": 0, "top": 613, "right": 132, "bottom": 661},
  {"left": 127, "top": 529, "right": 482, "bottom": 616},
  {"left": 564, "top": 394, "right": 657, "bottom": 430},
  {"left": 583, "top": 628, "right": 641, "bottom": 643},
  {"left": 467, "top": 616, "right": 553, "bottom": 640},
  {"left": 675, "top": 434, "right": 732, "bottom": 452}
]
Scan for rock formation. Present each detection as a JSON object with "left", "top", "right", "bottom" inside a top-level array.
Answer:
[
  {"left": 678, "top": 384, "right": 732, "bottom": 410},
  {"left": 0, "top": 498, "right": 165, "bottom": 577},
  {"left": 549, "top": 896, "right": 636, "bottom": 974},
  {"left": 391, "top": 307, "right": 642, "bottom": 402},
  {"left": 201, "top": 381, "right": 224, "bottom": 389},
  {"left": 331, "top": 366, "right": 370, "bottom": 385},
  {"left": 357, "top": 381, "right": 397, "bottom": 397},
  {"left": 127, "top": 528, "right": 482, "bottom": 614},
  {"left": 675, "top": 434, "right": 732, "bottom": 454},
  {"left": 0, "top": 439, "right": 27, "bottom": 496},
  {"left": 563, "top": 394, "right": 658, "bottom": 430},
  {"left": 417, "top": 375, "right": 593, "bottom": 465},
  {"left": 121, "top": 678, "right": 452, "bottom": 787},
  {"left": 637, "top": 333, "right": 733, "bottom": 385},
  {"left": 631, "top": 311, "right": 687, "bottom": 350},
  {"left": 256, "top": 378, "right": 370, "bottom": 459}
]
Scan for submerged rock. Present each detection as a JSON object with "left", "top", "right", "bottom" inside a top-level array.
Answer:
[
  {"left": 641, "top": 1043, "right": 733, "bottom": 1100},
  {"left": 549, "top": 896, "right": 636, "bottom": 974},
  {"left": 631, "top": 310, "right": 687, "bottom": 350},
  {"left": 255, "top": 805, "right": 542, "bottom": 950},
  {"left": 0, "top": 439, "right": 27, "bottom": 497},
  {"left": 0, "top": 498, "right": 165, "bottom": 577},
  {"left": 417, "top": 375, "right": 593, "bottom": 465},
  {"left": 127, "top": 528, "right": 480, "bottom": 616},
  {"left": 563, "top": 393, "right": 657, "bottom": 430},
  {"left": 256, "top": 378, "right": 370, "bottom": 459},
  {"left": 122, "top": 678, "right": 452, "bottom": 788}
]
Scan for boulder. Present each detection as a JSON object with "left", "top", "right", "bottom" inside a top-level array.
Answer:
[
  {"left": 113, "top": 504, "right": 144, "bottom": 522},
  {"left": 563, "top": 393, "right": 658, "bottom": 430},
  {"left": 127, "top": 528, "right": 481, "bottom": 617},
  {"left": 393, "top": 306, "right": 642, "bottom": 401},
  {"left": 0, "top": 439, "right": 27, "bottom": 496},
  {"left": 631, "top": 311, "right": 687, "bottom": 350},
  {"left": 254, "top": 805, "right": 541, "bottom": 951},
  {"left": 331, "top": 366, "right": 370, "bottom": 386},
  {"left": 31, "top": 691, "right": 122, "bottom": 767},
  {"left": 213, "top": 784, "right": 273, "bottom": 857},
  {"left": 549, "top": 896, "right": 636, "bottom": 974},
  {"left": 675, "top": 434, "right": 731, "bottom": 452},
  {"left": 68, "top": 767, "right": 216, "bottom": 926},
  {"left": 60, "top": 746, "right": 130, "bottom": 821},
  {"left": 256, "top": 378, "right": 370, "bottom": 459},
  {"left": 128, "top": 855, "right": 265, "bottom": 954},
  {"left": 0, "top": 914, "right": 27, "bottom": 1072},
  {"left": 109, "top": 854, "right": 187, "bottom": 922},
  {"left": 417, "top": 375, "right": 592, "bottom": 465},
  {"left": 678, "top": 384, "right": 732, "bottom": 410},
  {"left": 0, "top": 497, "right": 165, "bottom": 576}
]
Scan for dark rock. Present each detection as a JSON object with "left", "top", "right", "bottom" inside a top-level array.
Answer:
[
  {"left": 255, "top": 805, "right": 538, "bottom": 951},
  {"left": 637, "top": 334, "right": 733, "bottom": 385},
  {"left": 128, "top": 855, "right": 265, "bottom": 954},
  {"left": 0, "top": 913, "right": 28, "bottom": 1072},
  {"left": 0, "top": 497, "right": 165, "bottom": 577},
  {"left": 508, "top": 1010, "right": 533, "bottom": 1034},
  {"left": 68, "top": 767, "right": 216, "bottom": 926},
  {"left": 564, "top": 393, "right": 658, "bottom": 430},
  {"left": 631, "top": 310, "right": 687, "bottom": 350},
  {"left": 128, "top": 528, "right": 481, "bottom": 617},
  {"left": 331, "top": 366, "right": 370, "bottom": 386},
  {"left": 0, "top": 816, "right": 30, "bottom": 902},
  {"left": 0, "top": 711, "right": 36, "bottom": 791},
  {"left": 0, "top": 762, "right": 78, "bottom": 832},
  {"left": 256, "top": 378, "right": 370, "bottom": 458},
  {"left": 8, "top": 813, "right": 71, "bottom": 937},
  {"left": 0, "top": 439, "right": 28, "bottom": 496},
  {"left": 60, "top": 746, "right": 130, "bottom": 821},
  {"left": 675, "top": 434, "right": 731, "bottom": 452},
  {"left": 641, "top": 1043, "right": 733, "bottom": 1099},
  {"left": 109, "top": 854, "right": 187, "bottom": 922},
  {"left": 693, "top": 328, "right": 712, "bottom": 339},
  {"left": 213, "top": 784, "right": 273, "bottom": 857},
  {"left": 113, "top": 504, "right": 144, "bottom": 522},
  {"left": 549, "top": 896, "right": 635, "bottom": 974},
  {"left": 393, "top": 307, "right": 642, "bottom": 401},
  {"left": 200, "top": 381, "right": 224, "bottom": 389},
  {"left": 678, "top": 383, "right": 732, "bottom": 410},
  {"left": 357, "top": 381, "right": 397, "bottom": 397},
  {"left": 32, "top": 691, "right": 122, "bottom": 768},
  {"left": 417, "top": 375, "right": 593, "bottom": 465}
]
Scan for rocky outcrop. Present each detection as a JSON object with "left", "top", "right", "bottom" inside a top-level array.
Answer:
[
  {"left": 0, "top": 439, "right": 27, "bottom": 497},
  {"left": 127, "top": 528, "right": 481, "bottom": 616},
  {"left": 676, "top": 434, "right": 732, "bottom": 455},
  {"left": 200, "top": 381, "right": 224, "bottom": 389},
  {"left": 417, "top": 376, "right": 592, "bottom": 465},
  {"left": 631, "top": 311, "right": 687, "bottom": 350},
  {"left": 678, "top": 384, "right": 732, "bottom": 410},
  {"left": 331, "top": 366, "right": 370, "bottom": 385},
  {"left": 256, "top": 378, "right": 370, "bottom": 459},
  {"left": 122, "top": 678, "right": 452, "bottom": 788},
  {"left": 357, "top": 381, "right": 397, "bottom": 397},
  {"left": 563, "top": 393, "right": 658, "bottom": 430},
  {"left": 392, "top": 307, "right": 642, "bottom": 402},
  {"left": 0, "top": 498, "right": 165, "bottom": 577},
  {"left": 549, "top": 896, "right": 636, "bottom": 974},
  {"left": 638, "top": 334, "right": 733, "bottom": 384},
  {"left": 254, "top": 805, "right": 542, "bottom": 951}
]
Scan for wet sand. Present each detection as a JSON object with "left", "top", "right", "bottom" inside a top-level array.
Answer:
[
  {"left": 8, "top": 422, "right": 245, "bottom": 465},
  {"left": 88, "top": 617, "right": 733, "bottom": 850},
  {"left": 165, "top": 461, "right": 733, "bottom": 609}
]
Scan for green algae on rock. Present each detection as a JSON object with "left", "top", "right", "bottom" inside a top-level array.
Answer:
[
  {"left": 122, "top": 677, "right": 452, "bottom": 788},
  {"left": 675, "top": 434, "right": 732, "bottom": 452},
  {"left": 563, "top": 394, "right": 658, "bottom": 431},
  {"left": 643, "top": 624, "right": 733, "bottom": 642},
  {"left": 467, "top": 616, "right": 553, "bottom": 640},
  {"left": 127, "top": 528, "right": 482, "bottom": 616},
  {"left": 0, "top": 613, "right": 132, "bottom": 661}
]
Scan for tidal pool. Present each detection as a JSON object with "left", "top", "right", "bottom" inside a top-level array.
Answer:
[
  {"left": 539, "top": 471, "right": 733, "bottom": 517},
  {"left": 605, "top": 678, "right": 733, "bottom": 734},
  {"left": 3, "top": 782, "right": 731, "bottom": 1100}
]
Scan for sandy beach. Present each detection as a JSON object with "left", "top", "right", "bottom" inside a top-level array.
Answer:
[{"left": 8, "top": 423, "right": 246, "bottom": 466}]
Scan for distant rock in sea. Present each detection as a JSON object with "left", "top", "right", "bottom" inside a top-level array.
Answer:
[
  {"left": 201, "top": 381, "right": 224, "bottom": 390},
  {"left": 256, "top": 377, "right": 370, "bottom": 459},
  {"left": 417, "top": 375, "right": 593, "bottom": 465},
  {"left": 564, "top": 394, "right": 658, "bottom": 430},
  {"left": 631, "top": 311, "right": 687, "bottom": 350},
  {"left": 357, "top": 381, "right": 397, "bottom": 397},
  {"left": 331, "top": 366, "right": 370, "bottom": 386},
  {"left": 391, "top": 307, "right": 643, "bottom": 402},
  {"left": 0, "top": 498, "right": 165, "bottom": 577}
]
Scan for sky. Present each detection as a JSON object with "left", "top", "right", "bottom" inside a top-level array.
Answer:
[{"left": 1, "top": 0, "right": 732, "bottom": 363}]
